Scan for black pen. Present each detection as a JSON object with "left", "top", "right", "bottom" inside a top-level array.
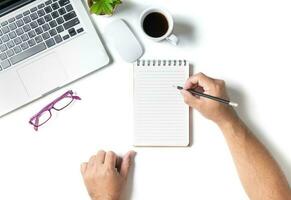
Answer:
[{"left": 174, "top": 85, "right": 238, "bottom": 107}]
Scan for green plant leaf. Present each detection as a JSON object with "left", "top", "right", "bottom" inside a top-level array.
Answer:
[{"left": 90, "top": 0, "right": 122, "bottom": 15}]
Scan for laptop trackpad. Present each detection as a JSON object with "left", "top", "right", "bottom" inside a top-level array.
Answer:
[{"left": 17, "top": 53, "right": 68, "bottom": 97}]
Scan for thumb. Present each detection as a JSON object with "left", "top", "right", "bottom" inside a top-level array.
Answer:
[
  {"left": 80, "top": 162, "right": 87, "bottom": 176},
  {"left": 180, "top": 90, "right": 201, "bottom": 109},
  {"left": 120, "top": 151, "right": 136, "bottom": 179}
]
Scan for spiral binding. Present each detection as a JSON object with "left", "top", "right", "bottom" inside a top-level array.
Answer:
[{"left": 136, "top": 60, "right": 187, "bottom": 67}]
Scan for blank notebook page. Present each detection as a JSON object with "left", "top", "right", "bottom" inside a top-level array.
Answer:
[{"left": 134, "top": 60, "right": 189, "bottom": 146}]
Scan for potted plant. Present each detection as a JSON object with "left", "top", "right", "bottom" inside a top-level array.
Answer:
[{"left": 88, "top": 0, "right": 122, "bottom": 16}]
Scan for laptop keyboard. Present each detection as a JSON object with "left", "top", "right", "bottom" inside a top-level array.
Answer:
[{"left": 0, "top": 0, "right": 84, "bottom": 72}]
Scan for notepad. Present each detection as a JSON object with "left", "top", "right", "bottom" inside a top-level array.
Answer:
[{"left": 133, "top": 60, "right": 190, "bottom": 146}]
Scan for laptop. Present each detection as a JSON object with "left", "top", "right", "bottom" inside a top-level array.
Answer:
[{"left": 0, "top": 0, "right": 110, "bottom": 117}]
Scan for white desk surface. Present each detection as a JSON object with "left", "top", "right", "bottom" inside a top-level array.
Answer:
[{"left": 0, "top": 0, "right": 290, "bottom": 199}]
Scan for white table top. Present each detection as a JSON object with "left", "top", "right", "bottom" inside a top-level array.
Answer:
[{"left": 0, "top": 0, "right": 290, "bottom": 199}]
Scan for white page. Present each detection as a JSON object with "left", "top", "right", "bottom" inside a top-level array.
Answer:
[{"left": 134, "top": 61, "right": 189, "bottom": 146}]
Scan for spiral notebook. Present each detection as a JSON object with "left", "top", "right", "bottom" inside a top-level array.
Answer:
[{"left": 133, "top": 60, "right": 190, "bottom": 146}]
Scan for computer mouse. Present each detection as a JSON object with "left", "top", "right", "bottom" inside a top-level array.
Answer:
[{"left": 105, "top": 19, "right": 144, "bottom": 63}]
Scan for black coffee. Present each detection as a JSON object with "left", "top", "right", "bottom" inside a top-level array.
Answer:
[{"left": 143, "top": 12, "right": 169, "bottom": 38}]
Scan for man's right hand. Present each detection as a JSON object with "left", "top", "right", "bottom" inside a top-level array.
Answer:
[{"left": 180, "top": 73, "right": 238, "bottom": 126}]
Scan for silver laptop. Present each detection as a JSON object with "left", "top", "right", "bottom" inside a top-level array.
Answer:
[{"left": 0, "top": 0, "right": 110, "bottom": 117}]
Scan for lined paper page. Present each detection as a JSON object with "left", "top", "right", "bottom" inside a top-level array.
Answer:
[{"left": 134, "top": 62, "right": 189, "bottom": 146}]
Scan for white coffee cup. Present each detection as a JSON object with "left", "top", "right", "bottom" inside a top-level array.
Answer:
[{"left": 140, "top": 8, "right": 179, "bottom": 45}]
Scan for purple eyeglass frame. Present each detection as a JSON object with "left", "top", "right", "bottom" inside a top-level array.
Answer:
[{"left": 29, "top": 90, "right": 81, "bottom": 131}]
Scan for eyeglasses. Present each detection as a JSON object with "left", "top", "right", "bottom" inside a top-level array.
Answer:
[{"left": 29, "top": 90, "right": 81, "bottom": 131}]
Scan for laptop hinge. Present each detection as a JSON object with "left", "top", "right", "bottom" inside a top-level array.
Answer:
[{"left": 0, "top": 0, "right": 36, "bottom": 17}]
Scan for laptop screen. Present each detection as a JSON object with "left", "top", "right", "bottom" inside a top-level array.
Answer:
[{"left": 0, "top": 0, "right": 34, "bottom": 17}]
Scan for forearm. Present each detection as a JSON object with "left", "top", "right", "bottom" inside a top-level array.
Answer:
[{"left": 218, "top": 117, "right": 290, "bottom": 200}]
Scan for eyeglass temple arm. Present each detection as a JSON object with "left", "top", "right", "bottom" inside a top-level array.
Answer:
[{"left": 71, "top": 95, "right": 81, "bottom": 100}]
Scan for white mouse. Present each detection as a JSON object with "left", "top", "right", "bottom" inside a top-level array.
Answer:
[{"left": 105, "top": 19, "right": 144, "bottom": 63}]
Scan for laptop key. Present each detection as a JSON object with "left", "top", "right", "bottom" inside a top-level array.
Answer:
[
  {"left": 1, "top": 60, "right": 11, "bottom": 69},
  {"left": 0, "top": 52, "right": 7, "bottom": 60},
  {"left": 38, "top": 3, "right": 45, "bottom": 9},
  {"left": 23, "top": 16, "right": 32, "bottom": 24},
  {"left": 9, "top": 23, "right": 17, "bottom": 30},
  {"left": 0, "top": 44, "right": 7, "bottom": 52},
  {"left": 49, "top": 20, "right": 57, "bottom": 28},
  {"left": 10, "top": 43, "right": 47, "bottom": 65},
  {"left": 44, "top": 14, "right": 53, "bottom": 22},
  {"left": 20, "top": 42, "right": 29, "bottom": 50},
  {"left": 28, "top": 39, "right": 36, "bottom": 47},
  {"left": 63, "top": 11, "right": 76, "bottom": 21},
  {"left": 77, "top": 28, "right": 84, "bottom": 33},
  {"left": 45, "top": 38, "right": 55, "bottom": 47},
  {"left": 42, "top": 24, "right": 50, "bottom": 31},
  {"left": 1, "top": 21, "right": 8, "bottom": 26},
  {"left": 44, "top": 6, "right": 53, "bottom": 13},
  {"left": 56, "top": 25, "right": 64, "bottom": 33},
  {"left": 37, "top": 9, "right": 46, "bottom": 17},
  {"left": 56, "top": 17, "right": 64, "bottom": 24},
  {"left": 2, "top": 26, "right": 10, "bottom": 34},
  {"left": 63, "top": 34, "right": 69, "bottom": 40},
  {"left": 58, "top": 7, "right": 66, "bottom": 15},
  {"left": 23, "top": 10, "right": 30, "bottom": 16},
  {"left": 65, "top": 4, "right": 73, "bottom": 12},
  {"left": 28, "top": 30, "right": 36, "bottom": 38},
  {"left": 30, "top": 21, "right": 38, "bottom": 29},
  {"left": 21, "top": 34, "right": 29, "bottom": 41},
  {"left": 45, "top": 0, "right": 52, "bottom": 5},
  {"left": 16, "top": 28, "right": 24, "bottom": 35},
  {"left": 30, "top": 7, "right": 37, "bottom": 12},
  {"left": 7, "top": 41, "right": 15, "bottom": 48},
  {"left": 42, "top": 32, "right": 50, "bottom": 40},
  {"left": 14, "top": 37, "right": 22, "bottom": 45},
  {"left": 16, "top": 14, "right": 23, "bottom": 19},
  {"left": 7, "top": 49, "right": 14, "bottom": 57},
  {"left": 52, "top": 3, "right": 59, "bottom": 10},
  {"left": 63, "top": 18, "right": 79, "bottom": 30},
  {"left": 8, "top": 31, "right": 17, "bottom": 39},
  {"left": 59, "top": 0, "right": 70, "bottom": 6},
  {"left": 52, "top": 11, "right": 59, "bottom": 18},
  {"left": 2, "top": 35, "right": 9, "bottom": 42},
  {"left": 30, "top": 13, "right": 38, "bottom": 20},
  {"left": 68, "top": 28, "right": 76, "bottom": 36},
  {"left": 49, "top": 29, "right": 57, "bottom": 36},
  {"left": 54, "top": 34, "right": 62, "bottom": 43},
  {"left": 16, "top": 19, "right": 24, "bottom": 27},
  {"left": 35, "top": 35, "right": 43, "bottom": 43},
  {"left": 13, "top": 46, "right": 22, "bottom": 54},
  {"left": 37, "top": 18, "right": 45, "bottom": 25},
  {"left": 23, "top": 24, "right": 31, "bottom": 32},
  {"left": 8, "top": 17, "right": 15, "bottom": 23},
  {"left": 35, "top": 27, "right": 43, "bottom": 35}
]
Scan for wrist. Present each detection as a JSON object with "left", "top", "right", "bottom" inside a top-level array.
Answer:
[
  {"left": 216, "top": 112, "right": 240, "bottom": 130},
  {"left": 92, "top": 195, "right": 119, "bottom": 200}
]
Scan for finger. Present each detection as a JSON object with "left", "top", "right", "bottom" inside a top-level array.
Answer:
[
  {"left": 180, "top": 90, "right": 202, "bottom": 109},
  {"left": 96, "top": 150, "right": 106, "bottom": 164},
  {"left": 184, "top": 73, "right": 214, "bottom": 91},
  {"left": 88, "top": 155, "right": 97, "bottom": 167},
  {"left": 120, "top": 151, "right": 136, "bottom": 179},
  {"left": 80, "top": 162, "right": 87, "bottom": 176},
  {"left": 104, "top": 151, "right": 117, "bottom": 169}
]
